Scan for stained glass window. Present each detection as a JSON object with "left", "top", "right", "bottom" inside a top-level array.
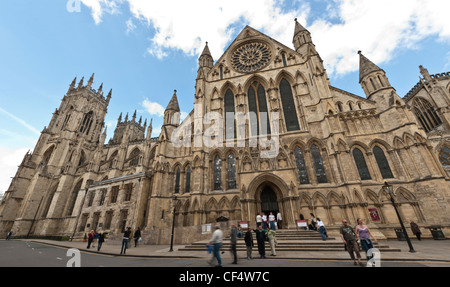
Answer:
[
  {"left": 294, "top": 146, "right": 309, "bottom": 184},
  {"left": 214, "top": 156, "right": 222, "bottom": 190},
  {"left": 248, "top": 81, "right": 270, "bottom": 136},
  {"left": 353, "top": 148, "right": 371, "bottom": 180},
  {"left": 174, "top": 168, "right": 180, "bottom": 193},
  {"left": 280, "top": 79, "right": 300, "bottom": 132},
  {"left": 185, "top": 167, "right": 191, "bottom": 193},
  {"left": 413, "top": 97, "right": 442, "bottom": 133},
  {"left": 311, "top": 144, "right": 328, "bottom": 183},
  {"left": 227, "top": 154, "right": 237, "bottom": 189},
  {"left": 79, "top": 111, "right": 94, "bottom": 135},
  {"left": 225, "top": 89, "right": 236, "bottom": 139},
  {"left": 373, "top": 146, "right": 394, "bottom": 179},
  {"left": 439, "top": 146, "right": 450, "bottom": 167}
]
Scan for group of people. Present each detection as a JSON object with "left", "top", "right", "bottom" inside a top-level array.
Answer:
[
  {"left": 255, "top": 212, "right": 283, "bottom": 230},
  {"left": 207, "top": 222, "right": 278, "bottom": 267},
  {"left": 339, "top": 218, "right": 378, "bottom": 266},
  {"left": 86, "top": 230, "right": 106, "bottom": 251},
  {"left": 120, "top": 227, "right": 142, "bottom": 255},
  {"left": 85, "top": 227, "right": 142, "bottom": 254}
]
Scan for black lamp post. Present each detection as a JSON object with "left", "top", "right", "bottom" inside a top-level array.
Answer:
[
  {"left": 169, "top": 195, "right": 178, "bottom": 252},
  {"left": 382, "top": 182, "right": 415, "bottom": 253}
]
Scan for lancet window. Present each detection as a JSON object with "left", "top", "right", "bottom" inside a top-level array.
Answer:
[
  {"left": 373, "top": 146, "right": 394, "bottom": 179},
  {"left": 279, "top": 79, "right": 300, "bottom": 132},
  {"left": 353, "top": 148, "right": 371, "bottom": 180}
]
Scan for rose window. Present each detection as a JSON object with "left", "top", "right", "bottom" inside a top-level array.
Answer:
[{"left": 231, "top": 42, "right": 272, "bottom": 73}]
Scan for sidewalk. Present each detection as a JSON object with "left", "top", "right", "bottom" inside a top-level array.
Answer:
[{"left": 27, "top": 237, "right": 450, "bottom": 263}]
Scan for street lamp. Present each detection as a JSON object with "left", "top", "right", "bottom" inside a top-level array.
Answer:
[
  {"left": 382, "top": 182, "right": 415, "bottom": 253},
  {"left": 169, "top": 195, "right": 178, "bottom": 252}
]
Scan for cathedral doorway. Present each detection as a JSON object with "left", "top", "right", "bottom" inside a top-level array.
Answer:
[{"left": 260, "top": 186, "right": 279, "bottom": 216}]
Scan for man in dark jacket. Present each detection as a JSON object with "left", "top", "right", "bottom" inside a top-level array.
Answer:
[
  {"left": 230, "top": 224, "right": 238, "bottom": 264},
  {"left": 253, "top": 226, "right": 266, "bottom": 259},
  {"left": 244, "top": 227, "right": 254, "bottom": 260}
]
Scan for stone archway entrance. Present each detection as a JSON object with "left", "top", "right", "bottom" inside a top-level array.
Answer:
[
  {"left": 245, "top": 173, "right": 295, "bottom": 228},
  {"left": 260, "top": 186, "right": 279, "bottom": 216}
]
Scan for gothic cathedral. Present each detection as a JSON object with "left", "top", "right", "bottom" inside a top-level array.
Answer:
[{"left": 1, "top": 21, "right": 449, "bottom": 244}]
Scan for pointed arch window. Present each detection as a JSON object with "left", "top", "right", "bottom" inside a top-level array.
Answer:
[
  {"left": 79, "top": 111, "right": 94, "bottom": 135},
  {"left": 311, "top": 144, "right": 328, "bottom": 183},
  {"left": 248, "top": 81, "right": 270, "bottom": 136},
  {"left": 227, "top": 153, "right": 237, "bottom": 189},
  {"left": 373, "top": 146, "right": 394, "bottom": 179},
  {"left": 353, "top": 148, "right": 371, "bottom": 180},
  {"left": 41, "top": 146, "right": 55, "bottom": 167},
  {"left": 439, "top": 146, "right": 450, "bottom": 167},
  {"left": 294, "top": 146, "right": 309, "bottom": 184},
  {"left": 280, "top": 79, "right": 300, "bottom": 132},
  {"left": 224, "top": 89, "right": 236, "bottom": 139},
  {"left": 185, "top": 167, "right": 191, "bottom": 193},
  {"left": 413, "top": 97, "right": 442, "bottom": 132},
  {"left": 281, "top": 53, "right": 287, "bottom": 67},
  {"left": 214, "top": 155, "right": 222, "bottom": 190},
  {"left": 128, "top": 148, "right": 141, "bottom": 167},
  {"left": 66, "top": 180, "right": 83, "bottom": 216},
  {"left": 174, "top": 168, "right": 181, "bottom": 194}
]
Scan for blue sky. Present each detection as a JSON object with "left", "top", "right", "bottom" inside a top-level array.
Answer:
[{"left": 1, "top": 0, "right": 449, "bottom": 192}]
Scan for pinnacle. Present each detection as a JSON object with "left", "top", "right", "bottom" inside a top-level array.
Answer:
[
  {"left": 358, "top": 51, "right": 383, "bottom": 83},
  {"left": 166, "top": 90, "right": 180, "bottom": 112}
]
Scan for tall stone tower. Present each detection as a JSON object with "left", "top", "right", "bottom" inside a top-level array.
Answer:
[{"left": 0, "top": 74, "right": 110, "bottom": 237}]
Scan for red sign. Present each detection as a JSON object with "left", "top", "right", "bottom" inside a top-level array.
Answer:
[{"left": 368, "top": 208, "right": 381, "bottom": 222}]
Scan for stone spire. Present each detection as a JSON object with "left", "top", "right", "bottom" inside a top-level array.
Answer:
[
  {"left": 87, "top": 73, "right": 95, "bottom": 88},
  {"left": 293, "top": 18, "right": 313, "bottom": 52},
  {"left": 198, "top": 42, "right": 213, "bottom": 69},
  {"left": 106, "top": 89, "right": 112, "bottom": 105},
  {"left": 166, "top": 90, "right": 180, "bottom": 112},
  {"left": 69, "top": 77, "right": 77, "bottom": 91},
  {"left": 358, "top": 51, "right": 383, "bottom": 83}
]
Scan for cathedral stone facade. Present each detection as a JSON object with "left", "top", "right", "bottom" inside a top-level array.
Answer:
[{"left": 1, "top": 21, "right": 449, "bottom": 244}]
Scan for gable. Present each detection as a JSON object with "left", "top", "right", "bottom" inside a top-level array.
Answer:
[{"left": 208, "top": 26, "right": 298, "bottom": 79}]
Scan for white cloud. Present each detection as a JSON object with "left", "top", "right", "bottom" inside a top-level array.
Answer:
[
  {"left": 82, "top": 0, "right": 450, "bottom": 77},
  {"left": 0, "top": 147, "right": 31, "bottom": 192},
  {"left": 126, "top": 18, "right": 136, "bottom": 34},
  {"left": 81, "top": 0, "right": 122, "bottom": 24},
  {"left": 142, "top": 99, "right": 165, "bottom": 117},
  {"left": 309, "top": 0, "right": 450, "bottom": 76}
]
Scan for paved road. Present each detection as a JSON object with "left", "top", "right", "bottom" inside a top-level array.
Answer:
[{"left": 1, "top": 240, "right": 448, "bottom": 268}]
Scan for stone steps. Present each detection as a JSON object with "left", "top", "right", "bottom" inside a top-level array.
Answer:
[{"left": 179, "top": 229, "right": 402, "bottom": 253}]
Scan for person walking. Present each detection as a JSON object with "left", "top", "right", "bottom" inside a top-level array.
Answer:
[
  {"left": 244, "top": 227, "right": 254, "bottom": 260},
  {"left": 261, "top": 213, "right": 268, "bottom": 230},
  {"left": 340, "top": 219, "right": 364, "bottom": 266},
  {"left": 410, "top": 220, "right": 422, "bottom": 241},
  {"left": 267, "top": 228, "right": 277, "bottom": 256},
  {"left": 6, "top": 231, "right": 13, "bottom": 240},
  {"left": 97, "top": 232, "right": 105, "bottom": 252},
  {"left": 277, "top": 212, "right": 282, "bottom": 229},
  {"left": 230, "top": 224, "right": 238, "bottom": 264},
  {"left": 92, "top": 230, "right": 98, "bottom": 248},
  {"left": 134, "top": 227, "right": 142, "bottom": 247},
  {"left": 355, "top": 218, "right": 377, "bottom": 261},
  {"left": 310, "top": 213, "right": 317, "bottom": 231},
  {"left": 269, "top": 212, "right": 276, "bottom": 230},
  {"left": 254, "top": 226, "right": 266, "bottom": 259},
  {"left": 208, "top": 225, "right": 223, "bottom": 267},
  {"left": 86, "top": 230, "right": 95, "bottom": 249},
  {"left": 317, "top": 218, "right": 327, "bottom": 241},
  {"left": 120, "top": 227, "right": 132, "bottom": 255},
  {"left": 256, "top": 213, "right": 262, "bottom": 228}
]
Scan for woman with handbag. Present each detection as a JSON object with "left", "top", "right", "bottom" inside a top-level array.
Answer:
[{"left": 355, "top": 218, "right": 377, "bottom": 261}]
